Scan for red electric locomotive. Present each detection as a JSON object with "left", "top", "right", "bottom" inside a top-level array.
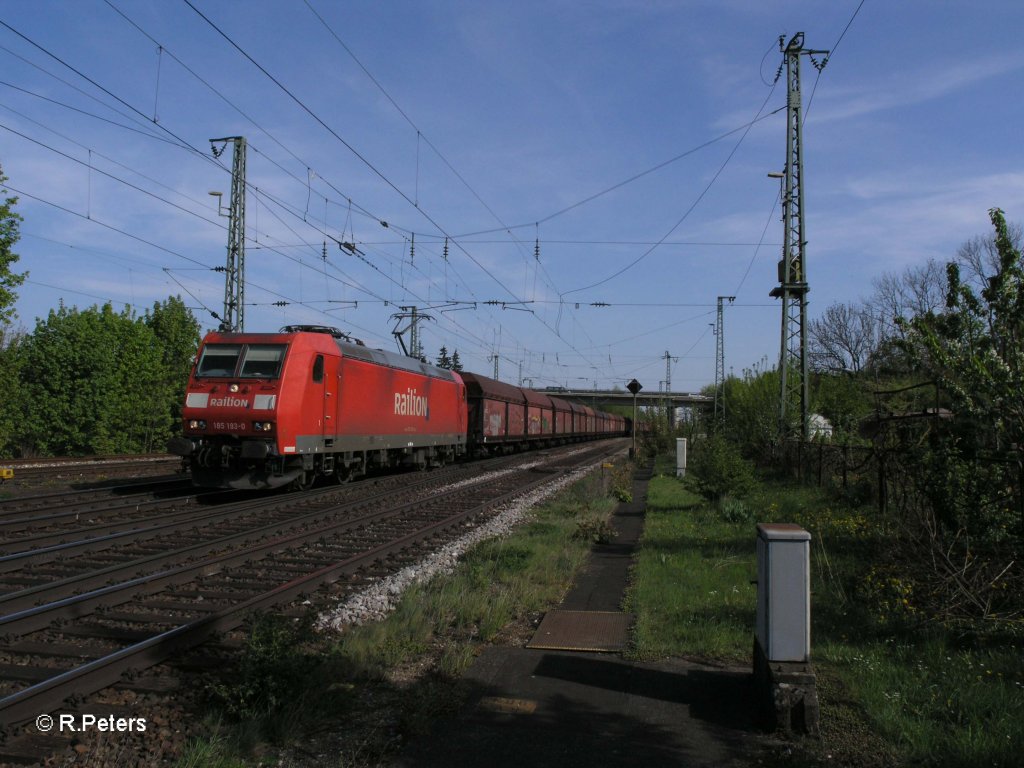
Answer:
[
  {"left": 171, "top": 325, "right": 627, "bottom": 489},
  {"left": 169, "top": 326, "right": 466, "bottom": 489}
]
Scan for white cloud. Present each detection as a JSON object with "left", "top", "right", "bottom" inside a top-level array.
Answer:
[{"left": 809, "top": 51, "right": 1024, "bottom": 125}]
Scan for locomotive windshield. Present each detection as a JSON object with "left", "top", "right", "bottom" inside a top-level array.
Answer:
[
  {"left": 196, "top": 344, "right": 241, "bottom": 377},
  {"left": 238, "top": 345, "right": 286, "bottom": 378},
  {"left": 196, "top": 343, "right": 287, "bottom": 379}
]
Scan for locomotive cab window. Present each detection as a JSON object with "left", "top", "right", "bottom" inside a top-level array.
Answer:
[
  {"left": 196, "top": 344, "right": 242, "bottom": 377},
  {"left": 196, "top": 344, "right": 287, "bottom": 378},
  {"left": 312, "top": 354, "right": 324, "bottom": 383},
  {"left": 239, "top": 345, "right": 287, "bottom": 378}
]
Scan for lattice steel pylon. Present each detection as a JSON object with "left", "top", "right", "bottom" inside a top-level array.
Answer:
[
  {"left": 211, "top": 136, "right": 247, "bottom": 332},
  {"left": 662, "top": 350, "right": 678, "bottom": 427},
  {"left": 714, "top": 296, "right": 735, "bottom": 422},
  {"left": 769, "top": 33, "right": 828, "bottom": 441}
]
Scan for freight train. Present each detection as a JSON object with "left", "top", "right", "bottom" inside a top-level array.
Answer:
[{"left": 168, "top": 326, "right": 627, "bottom": 489}]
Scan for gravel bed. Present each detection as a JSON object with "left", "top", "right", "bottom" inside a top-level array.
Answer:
[{"left": 317, "top": 457, "right": 600, "bottom": 632}]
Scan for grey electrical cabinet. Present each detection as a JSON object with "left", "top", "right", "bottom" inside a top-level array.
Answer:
[
  {"left": 755, "top": 523, "right": 811, "bottom": 663},
  {"left": 675, "top": 438, "right": 687, "bottom": 477}
]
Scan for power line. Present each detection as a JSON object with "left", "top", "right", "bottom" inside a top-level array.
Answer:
[
  {"left": 7, "top": 119, "right": 511, "bottom": 363},
  {"left": 352, "top": 238, "right": 783, "bottom": 248},
  {"left": 0, "top": 20, "right": 217, "bottom": 166},
  {"left": 453, "top": 107, "right": 784, "bottom": 239},
  {"left": 0, "top": 120, "right": 222, "bottom": 228},
  {"left": 181, "top": 1, "right": 525, "bottom": 299},
  {"left": 23, "top": 279, "right": 151, "bottom": 312},
  {"left": 2, "top": 97, "right": 492, "bottom": 346},
  {"left": 561, "top": 84, "right": 783, "bottom": 298},
  {"left": 3, "top": 9, "right": 768, "bottom": 388},
  {"left": 9, "top": 5, "right": 753, "bottom": 385},
  {"left": 0, "top": 114, "right": 398, "bottom": 315},
  {"left": 104, "top": 0, "right": 525, "bottom": 360},
  {"left": 180, "top": 0, "right": 609, "bottom": 376},
  {"left": 832, "top": 0, "right": 866, "bottom": 56},
  {"left": 733, "top": 187, "right": 781, "bottom": 296},
  {"left": 5, "top": 183, "right": 210, "bottom": 268},
  {"left": 0, "top": 77, "right": 179, "bottom": 146},
  {"left": 104, "top": 1, "right": 433, "bottom": 278},
  {"left": 302, "top": 0, "right": 566, "bottom": 300},
  {"left": 0, "top": 44, "right": 172, "bottom": 146},
  {"left": 803, "top": 0, "right": 865, "bottom": 121}
]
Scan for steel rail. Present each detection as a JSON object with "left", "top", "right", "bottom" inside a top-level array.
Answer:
[
  {"left": 0, "top": 479, "right": 195, "bottom": 529},
  {"left": 0, "top": 456, "right": 495, "bottom": 579},
  {"left": 0, "top": 450, "right": 533, "bottom": 577},
  {"left": 0, "top": 442, "right": 624, "bottom": 729},
  {"left": 0, "top": 449, "right": 588, "bottom": 626},
  {"left": 0, "top": 481, "right": 448, "bottom": 622}
]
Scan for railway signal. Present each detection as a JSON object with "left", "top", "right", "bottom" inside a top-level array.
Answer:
[{"left": 627, "top": 378, "right": 642, "bottom": 458}]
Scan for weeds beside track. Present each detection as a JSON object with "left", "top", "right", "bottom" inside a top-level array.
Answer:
[{"left": 625, "top": 454, "right": 1024, "bottom": 768}]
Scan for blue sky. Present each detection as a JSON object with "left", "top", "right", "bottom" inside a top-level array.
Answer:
[{"left": 1, "top": 1, "right": 1022, "bottom": 393}]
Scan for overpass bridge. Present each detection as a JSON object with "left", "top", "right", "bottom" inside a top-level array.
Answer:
[{"left": 536, "top": 388, "right": 712, "bottom": 410}]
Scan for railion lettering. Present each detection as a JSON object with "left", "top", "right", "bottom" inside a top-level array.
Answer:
[
  {"left": 208, "top": 396, "right": 249, "bottom": 408},
  {"left": 394, "top": 388, "right": 429, "bottom": 418}
]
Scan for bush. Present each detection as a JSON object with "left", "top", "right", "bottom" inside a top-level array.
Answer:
[
  {"left": 610, "top": 461, "right": 633, "bottom": 502},
  {"left": 573, "top": 515, "right": 618, "bottom": 544},
  {"left": 718, "top": 496, "right": 754, "bottom": 523},
  {"left": 207, "top": 612, "right": 320, "bottom": 722},
  {"left": 690, "top": 435, "right": 756, "bottom": 502}
]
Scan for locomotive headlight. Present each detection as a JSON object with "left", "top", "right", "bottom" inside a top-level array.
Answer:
[
  {"left": 252, "top": 421, "right": 274, "bottom": 432},
  {"left": 229, "top": 383, "right": 240, "bottom": 393},
  {"left": 188, "top": 419, "right": 207, "bottom": 430}
]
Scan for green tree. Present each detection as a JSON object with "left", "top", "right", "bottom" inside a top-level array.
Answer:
[
  {"left": 0, "top": 325, "right": 25, "bottom": 456},
  {"left": 18, "top": 302, "right": 165, "bottom": 455},
  {"left": 450, "top": 349, "right": 463, "bottom": 372},
  {"left": 811, "top": 372, "right": 872, "bottom": 441},
  {"left": 690, "top": 433, "right": 756, "bottom": 503},
  {"left": 720, "top": 364, "right": 780, "bottom": 462},
  {"left": 435, "top": 345, "right": 452, "bottom": 369},
  {"left": 901, "top": 207, "right": 1023, "bottom": 544},
  {"left": 0, "top": 163, "right": 28, "bottom": 326},
  {"left": 144, "top": 296, "right": 201, "bottom": 445}
]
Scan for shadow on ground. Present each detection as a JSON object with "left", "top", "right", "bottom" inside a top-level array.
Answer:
[{"left": 391, "top": 648, "right": 769, "bottom": 768}]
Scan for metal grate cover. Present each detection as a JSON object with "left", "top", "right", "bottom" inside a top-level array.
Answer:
[{"left": 526, "top": 610, "right": 632, "bottom": 652}]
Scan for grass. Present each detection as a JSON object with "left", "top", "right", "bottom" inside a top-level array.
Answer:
[
  {"left": 176, "top": 725, "right": 248, "bottom": 768},
  {"left": 181, "top": 464, "right": 621, "bottom": 767},
  {"left": 333, "top": 473, "right": 615, "bottom": 678},
  {"left": 626, "top": 454, "right": 1024, "bottom": 767},
  {"left": 764, "top": 478, "right": 1024, "bottom": 767},
  {"left": 624, "top": 459, "right": 755, "bottom": 662}
]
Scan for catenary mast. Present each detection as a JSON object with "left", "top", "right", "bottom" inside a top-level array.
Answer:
[
  {"left": 769, "top": 34, "right": 828, "bottom": 441},
  {"left": 211, "top": 136, "right": 247, "bottom": 332}
]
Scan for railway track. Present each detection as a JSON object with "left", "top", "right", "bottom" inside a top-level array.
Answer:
[
  {"left": 0, "top": 454, "right": 182, "bottom": 490},
  {"left": 0, "top": 440, "right": 627, "bottom": 765}
]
